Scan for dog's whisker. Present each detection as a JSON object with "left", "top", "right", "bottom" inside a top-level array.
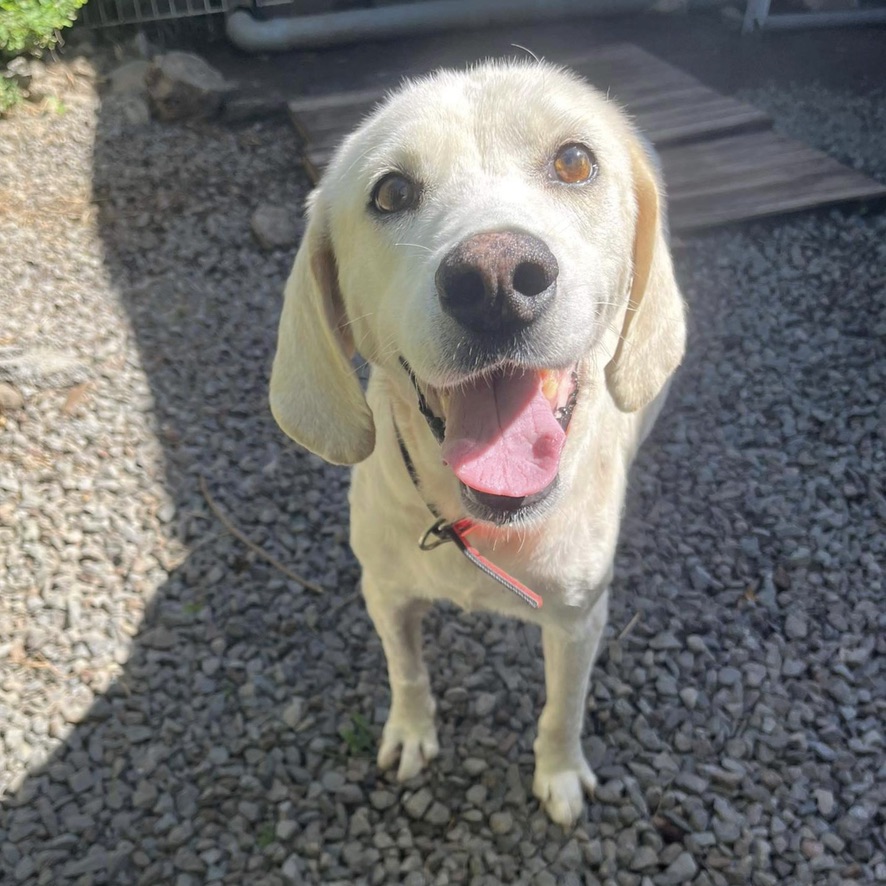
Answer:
[
  {"left": 339, "top": 309, "right": 378, "bottom": 330},
  {"left": 342, "top": 142, "right": 387, "bottom": 178},
  {"left": 510, "top": 43, "right": 541, "bottom": 64},
  {"left": 394, "top": 241, "right": 435, "bottom": 254}
]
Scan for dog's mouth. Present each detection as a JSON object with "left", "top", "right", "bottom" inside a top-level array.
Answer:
[{"left": 423, "top": 365, "right": 579, "bottom": 522}]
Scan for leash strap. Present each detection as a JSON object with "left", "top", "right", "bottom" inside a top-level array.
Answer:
[{"left": 394, "top": 422, "right": 543, "bottom": 610}]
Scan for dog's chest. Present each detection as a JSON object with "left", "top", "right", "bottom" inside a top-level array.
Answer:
[{"left": 351, "top": 478, "right": 614, "bottom": 624}]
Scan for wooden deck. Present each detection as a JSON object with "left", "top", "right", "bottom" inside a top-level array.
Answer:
[{"left": 287, "top": 43, "right": 886, "bottom": 233}]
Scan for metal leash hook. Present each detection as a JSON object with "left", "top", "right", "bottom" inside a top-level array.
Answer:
[{"left": 418, "top": 517, "right": 455, "bottom": 551}]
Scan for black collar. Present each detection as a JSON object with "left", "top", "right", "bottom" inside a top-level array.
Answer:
[{"left": 399, "top": 357, "right": 446, "bottom": 444}]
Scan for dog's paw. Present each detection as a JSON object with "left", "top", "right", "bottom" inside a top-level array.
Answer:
[
  {"left": 532, "top": 757, "right": 597, "bottom": 827},
  {"left": 377, "top": 716, "right": 439, "bottom": 781}
]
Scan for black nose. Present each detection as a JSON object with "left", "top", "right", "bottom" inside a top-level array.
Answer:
[{"left": 435, "top": 232, "right": 559, "bottom": 334}]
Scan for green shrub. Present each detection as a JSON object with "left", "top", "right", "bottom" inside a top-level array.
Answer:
[
  {"left": 0, "top": 0, "right": 87, "bottom": 58},
  {"left": 0, "top": 73, "right": 22, "bottom": 113}
]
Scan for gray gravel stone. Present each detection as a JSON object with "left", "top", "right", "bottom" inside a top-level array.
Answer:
[
  {"left": 404, "top": 787, "right": 433, "bottom": 820},
  {"left": 674, "top": 771, "right": 708, "bottom": 795},
  {"left": 281, "top": 698, "right": 305, "bottom": 728},
  {"left": 466, "top": 784, "right": 487, "bottom": 806},
  {"left": 658, "top": 851, "right": 699, "bottom": 884},
  {"left": 489, "top": 811, "right": 513, "bottom": 834},
  {"left": 596, "top": 779, "right": 625, "bottom": 804},
  {"left": 718, "top": 666, "right": 741, "bottom": 687},
  {"left": 425, "top": 801, "right": 450, "bottom": 826},
  {"left": 785, "top": 612, "right": 808, "bottom": 639},
  {"left": 463, "top": 757, "right": 488, "bottom": 776},
  {"left": 815, "top": 788, "right": 835, "bottom": 817},
  {"left": 649, "top": 631, "right": 681, "bottom": 651},
  {"left": 679, "top": 687, "right": 699, "bottom": 709},
  {"left": 630, "top": 844, "right": 659, "bottom": 871},
  {"left": 276, "top": 820, "right": 298, "bottom": 841},
  {"left": 369, "top": 790, "right": 397, "bottom": 810},
  {"left": 474, "top": 692, "right": 497, "bottom": 717},
  {"left": 14, "top": 856, "right": 35, "bottom": 881}
]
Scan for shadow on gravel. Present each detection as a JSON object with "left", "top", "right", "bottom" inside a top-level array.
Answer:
[
  {"left": 2, "top": 50, "right": 381, "bottom": 884},
  {"left": 3, "top": 21, "right": 885, "bottom": 886}
]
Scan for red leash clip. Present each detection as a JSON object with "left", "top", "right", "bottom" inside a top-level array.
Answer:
[{"left": 418, "top": 517, "right": 543, "bottom": 610}]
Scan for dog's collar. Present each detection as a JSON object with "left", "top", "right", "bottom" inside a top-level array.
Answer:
[
  {"left": 399, "top": 357, "right": 446, "bottom": 444},
  {"left": 392, "top": 416, "right": 543, "bottom": 610}
]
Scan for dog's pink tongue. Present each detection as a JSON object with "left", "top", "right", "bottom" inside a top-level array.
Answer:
[{"left": 441, "top": 371, "right": 565, "bottom": 497}]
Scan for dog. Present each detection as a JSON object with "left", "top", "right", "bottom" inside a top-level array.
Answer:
[{"left": 270, "top": 60, "right": 686, "bottom": 826}]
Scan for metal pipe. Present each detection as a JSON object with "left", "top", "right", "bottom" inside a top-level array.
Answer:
[
  {"left": 757, "top": 8, "right": 886, "bottom": 30},
  {"left": 226, "top": 0, "right": 719, "bottom": 53}
]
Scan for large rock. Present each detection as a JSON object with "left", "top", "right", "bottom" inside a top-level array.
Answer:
[
  {"left": 0, "top": 346, "right": 89, "bottom": 388},
  {"left": 146, "top": 52, "right": 233, "bottom": 122},
  {"left": 108, "top": 60, "right": 150, "bottom": 95},
  {"left": 2, "top": 57, "right": 32, "bottom": 91},
  {"left": 251, "top": 204, "right": 302, "bottom": 252},
  {"left": 104, "top": 93, "right": 151, "bottom": 127},
  {"left": 0, "top": 382, "right": 23, "bottom": 413}
]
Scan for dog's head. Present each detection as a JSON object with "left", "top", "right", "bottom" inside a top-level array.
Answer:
[{"left": 271, "top": 61, "right": 686, "bottom": 521}]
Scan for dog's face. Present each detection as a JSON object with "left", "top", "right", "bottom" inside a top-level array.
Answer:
[{"left": 271, "top": 62, "right": 685, "bottom": 523}]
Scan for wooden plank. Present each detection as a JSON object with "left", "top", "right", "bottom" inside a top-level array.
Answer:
[
  {"left": 289, "top": 43, "right": 771, "bottom": 151},
  {"left": 288, "top": 104, "right": 378, "bottom": 144},
  {"left": 295, "top": 92, "right": 770, "bottom": 152},
  {"left": 671, "top": 179, "right": 886, "bottom": 232},
  {"left": 663, "top": 133, "right": 886, "bottom": 231},
  {"left": 288, "top": 86, "right": 388, "bottom": 114},
  {"left": 289, "top": 44, "right": 886, "bottom": 233},
  {"left": 670, "top": 158, "right": 865, "bottom": 202},
  {"left": 663, "top": 131, "right": 886, "bottom": 188},
  {"left": 665, "top": 154, "right": 828, "bottom": 196},
  {"left": 661, "top": 137, "right": 825, "bottom": 189},
  {"left": 297, "top": 91, "right": 770, "bottom": 158},
  {"left": 305, "top": 147, "right": 334, "bottom": 174},
  {"left": 564, "top": 44, "right": 771, "bottom": 144},
  {"left": 639, "top": 102, "right": 771, "bottom": 146},
  {"left": 617, "top": 85, "right": 715, "bottom": 111},
  {"left": 670, "top": 165, "right": 886, "bottom": 215},
  {"left": 662, "top": 130, "right": 819, "bottom": 167}
]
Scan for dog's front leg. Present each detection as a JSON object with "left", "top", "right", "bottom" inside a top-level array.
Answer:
[
  {"left": 532, "top": 592, "right": 608, "bottom": 826},
  {"left": 363, "top": 586, "right": 439, "bottom": 781}
]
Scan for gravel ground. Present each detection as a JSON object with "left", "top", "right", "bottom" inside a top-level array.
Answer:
[{"left": 1, "top": 43, "right": 884, "bottom": 886}]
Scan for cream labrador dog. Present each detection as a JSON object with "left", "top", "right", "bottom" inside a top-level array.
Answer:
[{"left": 270, "top": 61, "right": 686, "bottom": 826}]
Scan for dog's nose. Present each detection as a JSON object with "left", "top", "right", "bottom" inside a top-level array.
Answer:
[{"left": 436, "top": 232, "right": 558, "bottom": 333}]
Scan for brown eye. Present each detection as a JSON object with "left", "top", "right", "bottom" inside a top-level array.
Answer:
[
  {"left": 371, "top": 173, "right": 419, "bottom": 214},
  {"left": 553, "top": 144, "right": 597, "bottom": 185}
]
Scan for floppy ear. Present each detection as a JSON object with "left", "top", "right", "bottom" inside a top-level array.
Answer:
[
  {"left": 269, "top": 195, "right": 375, "bottom": 465},
  {"left": 605, "top": 139, "right": 687, "bottom": 412}
]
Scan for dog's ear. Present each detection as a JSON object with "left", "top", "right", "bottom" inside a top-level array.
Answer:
[
  {"left": 605, "top": 139, "right": 686, "bottom": 412},
  {"left": 269, "top": 194, "right": 375, "bottom": 465}
]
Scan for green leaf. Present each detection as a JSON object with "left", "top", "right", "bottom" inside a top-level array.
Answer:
[{"left": 0, "top": 0, "right": 89, "bottom": 58}]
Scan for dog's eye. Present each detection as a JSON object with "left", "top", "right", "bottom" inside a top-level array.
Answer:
[
  {"left": 552, "top": 144, "right": 597, "bottom": 185},
  {"left": 371, "top": 173, "right": 419, "bottom": 214}
]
